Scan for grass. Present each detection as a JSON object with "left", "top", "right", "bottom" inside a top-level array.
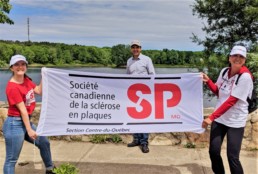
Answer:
[
  {"left": 53, "top": 163, "right": 79, "bottom": 174},
  {"left": 89, "top": 134, "right": 122, "bottom": 144},
  {"left": 246, "top": 147, "right": 258, "bottom": 151},
  {"left": 184, "top": 142, "right": 196, "bottom": 148}
]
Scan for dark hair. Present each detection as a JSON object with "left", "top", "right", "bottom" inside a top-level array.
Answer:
[
  {"left": 227, "top": 54, "right": 231, "bottom": 67},
  {"left": 24, "top": 74, "right": 32, "bottom": 81}
]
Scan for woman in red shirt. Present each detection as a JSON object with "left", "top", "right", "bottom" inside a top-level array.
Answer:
[{"left": 3, "top": 55, "right": 55, "bottom": 174}]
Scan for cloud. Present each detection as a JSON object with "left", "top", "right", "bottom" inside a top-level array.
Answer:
[{"left": 0, "top": 0, "right": 205, "bottom": 50}]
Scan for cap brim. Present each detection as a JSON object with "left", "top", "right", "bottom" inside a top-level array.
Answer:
[
  {"left": 10, "top": 59, "right": 28, "bottom": 67},
  {"left": 131, "top": 44, "right": 141, "bottom": 47}
]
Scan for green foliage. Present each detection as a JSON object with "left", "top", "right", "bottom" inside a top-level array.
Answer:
[
  {"left": 246, "top": 53, "right": 258, "bottom": 96},
  {"left": 109, "top": 134, "right": 122, "bottom": 143},
  {"left": 0, "top": 0, "right": 14, "bottom": 24},
  {"left": 53, "top": 163, "right": 79, "bottom": 174},
  {"left": 246, "top": 147, "right": 258, "bottom": 151},
  {"left": 0, "top": 40, "right": 257, "bottom": 73},
  {"left": 0, "top": 44, "right": 13, "bottom": 63},
  {"left": 0, "top": 40, "right": 210, "bottom": 68},
  {"left": 192, "top": 0, "right": 258, "bottom": 54},
  {"left": 192, "top": 0, "right": 258, "bottom": 82},
  {"left": 184, "top": 142, "right": 196, "bottom": 148},
  {"left": 89, "top": 134, "right": 109, "bottom": 143},
  {"left": 111, "top": 44, "right": 131, "bottom": 67},
  {"left": 246, "top": 53, "right": 258, "bottom": 79},
  {"left": 0, "top": 59, "right": 6, "bottom": 67},
  {"left": 89, "top": 134, "right": 122, "bottom": 144}
]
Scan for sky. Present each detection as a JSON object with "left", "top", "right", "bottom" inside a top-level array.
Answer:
[{"left": 0, "top": 0, "right": 206, "bottom": 51}]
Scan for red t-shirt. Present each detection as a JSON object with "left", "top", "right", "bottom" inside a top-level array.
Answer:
[{"left": 6, "top": 77, "right": 36, "bottom": 116}]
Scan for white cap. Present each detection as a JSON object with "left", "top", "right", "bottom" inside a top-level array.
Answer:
[
  {"left": 130, "top": 40, "right": 141, "bottom": 47},
  {"left": 230, "top": 46, "right": 247, "bottom": 58},
  {"left": 9, "top": 55, "right": 28, "bottom": 67}
]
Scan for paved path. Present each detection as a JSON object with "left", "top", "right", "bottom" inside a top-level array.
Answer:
[{"left": 0, "top": 139, "right": 257, "bottom": 174}]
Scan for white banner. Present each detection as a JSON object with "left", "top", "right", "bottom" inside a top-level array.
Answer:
[{"left": 36, "top": 68, "right": 204, "bottom": 136}]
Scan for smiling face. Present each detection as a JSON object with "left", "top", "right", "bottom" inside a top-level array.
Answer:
[
  {"left": 229, "top": 54, "right": 246, "bottom": 69},
  {"left": 131, "top": 45, "right": 142, "bottom": 58},
  {"left": 10, "top": 60, "right": 28, "bottom": 76}
]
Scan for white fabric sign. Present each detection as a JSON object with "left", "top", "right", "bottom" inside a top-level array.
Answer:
[{"left": 36, "top": 68, "right": 204, "bottom": 136}]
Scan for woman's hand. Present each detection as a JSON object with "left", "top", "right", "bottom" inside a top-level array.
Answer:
[
  {"left": 16, "top": 102, "right": 38, "bottom": 140},
  {"left": 34, "top": 79, "right": 42, "bottom": 95},
  {"left": 201, "top": 72, "right": 210, "bottom": 83},
  {"left": 202, "top": 117, "right": 212, "bottom": 129},
  {"left": 27, "top": 129, "right": 37, "bottom": 140}
]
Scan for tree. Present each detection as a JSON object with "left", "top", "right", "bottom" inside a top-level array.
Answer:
[
  {"left": 78, "top": 47, "right": 90, "bottom": 63},
  {"left": 0, "top": 43, "right": 13, "bottom": 63},
  {"left": 35, "top": 47, "right": 49, "bottom": 64},
  {"left": 87, "top": 47, "right": 99, "bottom": 63},
  {"left": 111, "top": 44, "right": 131, "bottom": 67},
  {"left": 48, "top": 47, "right": 57, "bottom": 64},
  {"left": 0, "top": 0, "right": 14, "bottom": 24},
  {"left": 100, "top": 48, "right": 112, "bottom": 66},
  {"left": 192, "top": 0, "right": 258, "bottom": 55},
  {"left": 22, "top": 47, "right": 35, "bottom": 64},
  {"left": 159, "top": 51, "right": 167, "bottom": 64},
  {"left": 63, "top": 50, "right": 72, "bottom": 64}
]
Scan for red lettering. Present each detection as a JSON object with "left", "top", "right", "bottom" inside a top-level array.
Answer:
[
  {"left": 127, "top": 84, "right": 152, "bottom": 119},
  {"left": 155, "top": 84, "right": 181, "bottom": 119}
]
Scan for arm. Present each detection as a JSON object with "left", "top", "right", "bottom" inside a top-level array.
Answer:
[
  {"left": 202, "top": 72, "right": 218, "bottom": 95},
  {"left": 126, "top": 59, "right": 130, "bottom": 74},
  {"left": 206, "top": 79, "right": 218, "bottom": 95},
  {"left": 147, "top": 58, "right": 155, "bottom": 75},
  {"left": 34, "top": 79, "right": 42, "bottom": 95},
  {"left": 16, "top": 102, "right": 37, "bottom": 140},
  {"left": 202, "top": 95, "right": 238, "bottom": 128},
  {"left": 126, "top": 66, "right": 130, "bottom": 74}
]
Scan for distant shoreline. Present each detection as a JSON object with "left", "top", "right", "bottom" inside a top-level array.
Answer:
[{"left": 0, "top": 63, "right": 197, "bottom": 69}]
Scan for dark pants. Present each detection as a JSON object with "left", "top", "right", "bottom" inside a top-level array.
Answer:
[
  {"left": 209, "top": 121, "right": 244, "bottom": 174},
  {"left": 133, "top": 133, "right": 149, "bottom": 145}
]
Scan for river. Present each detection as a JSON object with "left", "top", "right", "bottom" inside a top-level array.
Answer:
[{"left": 0, "top": 67, "right": 216, "bottom": 107}]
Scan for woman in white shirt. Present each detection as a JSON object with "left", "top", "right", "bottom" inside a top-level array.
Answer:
[{"left": 202, "top": 45, "right": 253, "bottom": 174}]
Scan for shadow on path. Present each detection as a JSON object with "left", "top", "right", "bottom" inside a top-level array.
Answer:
[{"left": 16, "top": 161, "right": 213, "bottom": 174}]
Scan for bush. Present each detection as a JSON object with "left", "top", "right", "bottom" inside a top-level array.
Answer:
[
  {"left": 184, "top": 142, "right": 196, "bottom": 148},
  {"left": 110, "top": 134, "right": 122, "bottom": 143},
  {"left": 89, "top": 134, "right": 123, "bottom": 144},
  {"left": 53, "top": 163, "right": 79, "bottom": 174},
  {"left": 0, "top": 60, "right": 6, "bottom": 68},
  {"left": 89, "top": 134, "right": 108, "bottom": 143}
]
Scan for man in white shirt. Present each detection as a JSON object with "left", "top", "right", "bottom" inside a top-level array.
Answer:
[{"left": 126, "top": 40, "right": 155, "bottom": 153}]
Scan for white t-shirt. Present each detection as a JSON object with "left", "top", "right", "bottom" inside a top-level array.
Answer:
[{"left": 214, "top": 67, "right": 253, "bottom": 128}]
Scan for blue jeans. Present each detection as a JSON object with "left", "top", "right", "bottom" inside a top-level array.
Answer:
[
  {"left": 133, "top": 133, "right": 149, "bottom": 145},
  {"left": 3, "top": 116, "right": 54, "bottom": 174}
]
